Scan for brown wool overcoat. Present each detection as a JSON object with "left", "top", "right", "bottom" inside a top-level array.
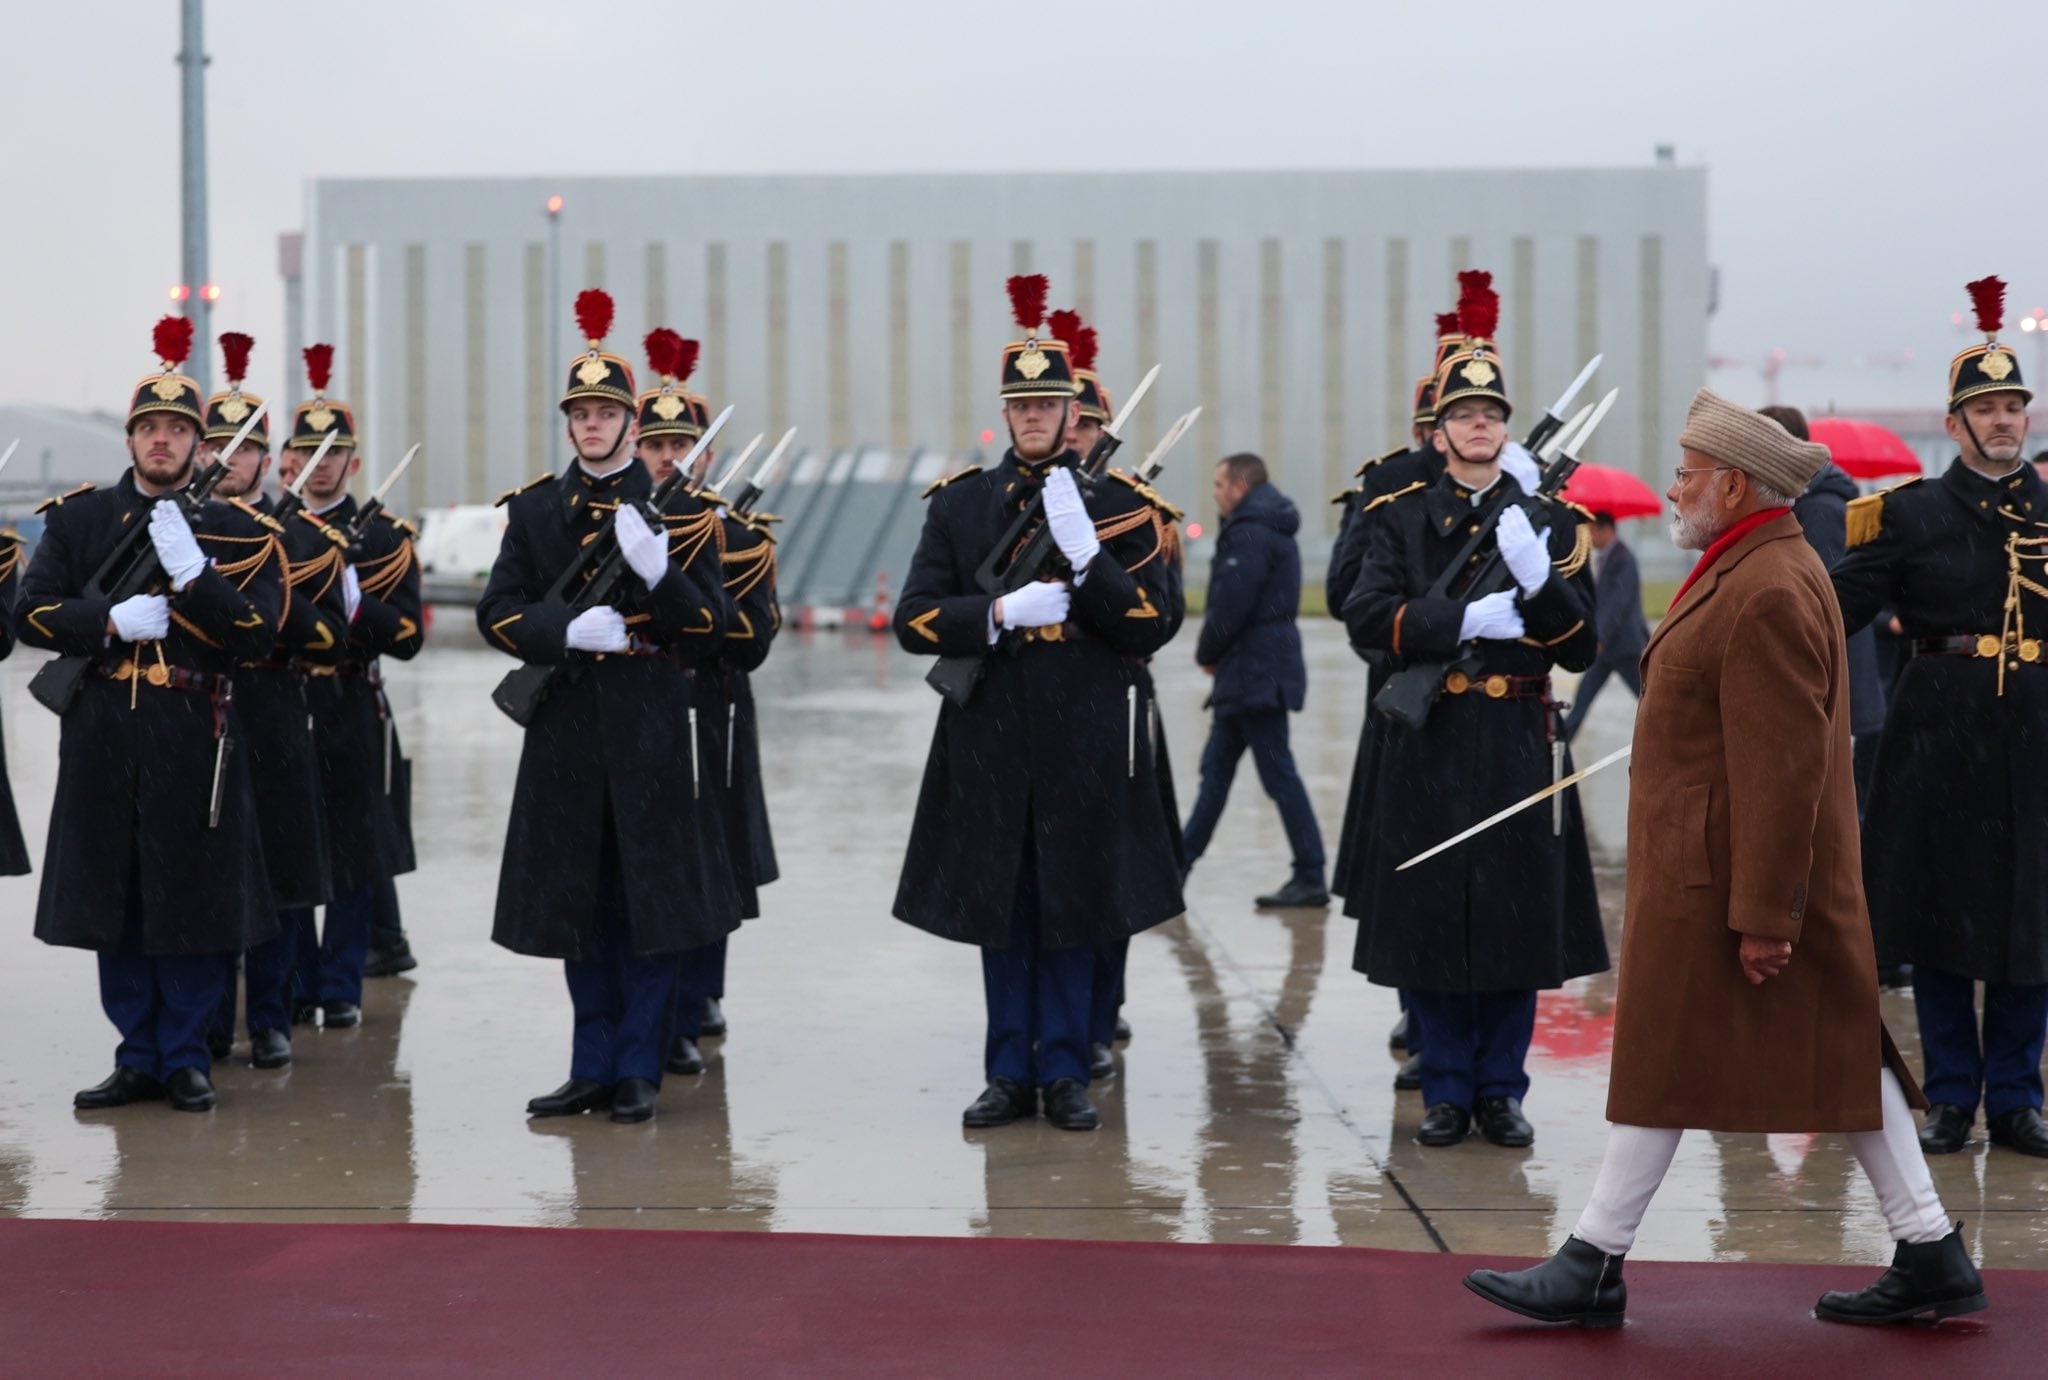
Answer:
[{"left": 1606, "top": 514, "right": 1922, "bottom": 1132}]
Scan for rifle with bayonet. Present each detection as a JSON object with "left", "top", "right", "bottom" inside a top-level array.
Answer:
[
  {"left": 1370, "top": 389, "right": 1618, "bottom": 732},
  {"left": 719, "top": 429, "right": 796, "bottom": 519},
  {"left": 339, "top": 443, "right": 421, "bottom": 547},
  {"left": 490, "top": 406, "right": 733, "bottom": 727},
  {"left": 28, "top": 403, "right": 268, "bottom": 716}
]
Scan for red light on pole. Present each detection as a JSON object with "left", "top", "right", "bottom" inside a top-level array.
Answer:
[
  {"left": 979, "top": 429, "right": 995, "bottom": 444},
  {"left": 200, "top": 284, "right": 221, "bottom": 302},
  {"left": 546, "top": 195, "right": 564, "bottom": 215},
  {"left": 1186, "top": 521, "right": 1204, "bottom": 540},
  {"left": 168, "top": 284, "right": 191, "bottom": 301}
]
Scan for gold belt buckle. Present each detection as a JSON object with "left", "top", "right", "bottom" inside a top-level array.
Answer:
[
  {"left": 145, "top": 662, "right": 171, "bottom": 687},
  {"left": 2023, "top": 640, "right": 2043, "bottom": 664},
  {"left": 1443, "top": 670, "right": 1470, "bottom": 695},
  {"left": 1040, "top": 623, "right": 1064, "bottom": 643},
  {"left": 1977, "top": 634, "right": 2003, "bottom": 659},
  {"left": 111, "top": 661, "right": 135, "bottom": 682},
  {"left": 1484, "top": 674, "right": 1510, "bottom": 699}
]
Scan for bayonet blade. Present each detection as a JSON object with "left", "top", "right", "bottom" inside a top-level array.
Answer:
[
  {"left": 1549, "top": 353, "right": 1602, "bottom": 422},
  {"left": 708, "top": 434, "right": 766, "bottom": 496},
  {"left": 1107, "top": 365, "right": 1161, "bottom": 439},
  {"left": 291, "top": 430, "right": 339, "bottom": 498},
  {"left": 1136, "top": 407, "right": 1202, "bottom": 483},
  {"left": 0, "top": 439, "right": 18, "bottom": 480},
  {"left": 676, "top": 405, "right": 735, "bottom": 486},
  {"left": 749, "top": 428, "right": 799, "bottom": 490},
  {"left": 370, "top": 443, "right": 421, "bottom": 505},
  {"left": 1537, "top": 403, "right": 1593, "bottom": 463},
  {"left": 217, "top": 401, "right": 270, "bottom": 467},
  {"left": 1559, "top": 389, "right": 1620, "bottom": 461}
]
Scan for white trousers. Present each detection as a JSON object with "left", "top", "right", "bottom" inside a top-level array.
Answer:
[{"left": 1574, "top": 1068, "right": 1950, "bottom": 1255}]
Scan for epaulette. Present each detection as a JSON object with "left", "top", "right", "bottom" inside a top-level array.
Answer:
[
  {"left": 1847, "top": 476, "right": 1921, "bottom": 550},
  {"left": 227, "top": 497, "right": 285, "bottom": 533},
  {"left": 1330, "top": 485, "right": 1363, "bottom": 506},
  {"left": 295, "top": 510, "right": 353, "bottom": 547},
  {"left": 388, "top": 515, "right": 419, "bottom": 538},
  {"left": 1104, "top": 469, "right": 1184, "bottom": 519},
  {"left": 730, "top": 511, "right": 778, "bottom": 543},
  {"left": 496, "top": 472, "right": 554, "bottom": 507},
  {"left": 1363, "top": 480, "right": 1428, "bottom": 513},
  {"left": 36, "top": 482, "right": 94, "bottom": 514},
  {"left": 922, "top": 465, "right": 982, "bottom": 499},
  {"left": 1560, "top": 499, "right": 1596, "bottom": 523},
  {"left": 1354, "top": 446, "right": 1405, "bottom": 478}
]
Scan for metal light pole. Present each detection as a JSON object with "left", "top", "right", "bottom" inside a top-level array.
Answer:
[
  {"left": 177, "top": 0, "right": 212, "bottom": 393},
  {"left": 546, "top": 195, "right": 564, "bottom": 470}
]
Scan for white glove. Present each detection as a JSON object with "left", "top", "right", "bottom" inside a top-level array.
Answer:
[
  {"left": 341, "top": 565, "right": 362, "bottom": 622},
  {"left": 1500, "top": 441, "right": 1542, "bottom": 494},
  {"left": 1459, "top": 589, "right": 1526, "bottom": 642},
  {"left": 1496, "top": 504, "right": 1552, "bottom": 596},
  {"left": 149, "top": 502, "right": 208, "bottom": 591},
  {"left": 997, "top": 580, "right": 1071, "bottom": 630},
  {"left": 565, "top": 605, "right": 629, "bottom": 653},
  {"left": 110, "top": 593, "right": 170, "bottom": 643},
  {"left": 614, "top": 505, "right": 670, "bottom": 591},
  {"left": 1042, "top": 467, "right": 1101, "bottom": 573}
]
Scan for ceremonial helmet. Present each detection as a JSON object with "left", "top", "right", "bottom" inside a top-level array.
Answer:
[
  {"left": 636, "top": 329, "right": 704, "bottom": 442},
  {"left": 203, "top": 332, "right": 268, "bottom": 448},
  {"left": 1432, "top": 272, "right": 1511, "bottom": 420},
  {"left": 1948, "top": 276, "right": 2032, "bottom": 410},
  {"left": 288, "top": 343, "right": 357, "bottom": 450},
  {"left": 998, "top": 274, "right": 1078, "bottom": 400},
  {"left": 559, "top": 288, "right": 637, "bottom": 413},
  {"left": 1049, "top": 308, "right": 1111, "bottom": 424},
  {"left": 126, "top": 316, "right": 205, "bottom": 431}
]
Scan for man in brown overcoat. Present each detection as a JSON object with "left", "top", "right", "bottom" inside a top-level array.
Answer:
[{"left": 1466, "top": 390, "right": 1986, "bottom": 1328}]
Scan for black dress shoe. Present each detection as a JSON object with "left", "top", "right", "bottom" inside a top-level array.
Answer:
[
  {"left": 1393, "top": 1052, "right": 1423, "bottom": 1092},
  {"left": 610, "top": 1077, "right": 659, "bottom": 1124},
  {"left": 1113, "top": 1015, "right": 1132, "bottom": 1043},
  {"left": 1089, "top": 1042, "right": 1116, "bottom": 1079},
  {"left": 362, "top": 943, "right": 418, "bottom": 978},
  {"left": 1989, "top": 1107, "right": 2048, "bottom": 1157},
  {"left": 1388, "top": 1012, "right": 1409, "bottom": 1051},
  {"left": 1816, "top": 1226, "right": 1987, "bottom": 1324},
  {"left": 963, "top": 1076, "right": 1035, "bottom": 1128},
  {"left": 291, "top": 1000, "right": 318, "bottom": 1027},
  {"left": 250, "top": 1028, "right": 292, "bottom": 1069},
  {"left": 1254, "top": 879, "right": 1331, "bottom": 909},
  {"left": 322, "top": 1002, "right": 362, "bottom": 1029},
  {"left": 74, "top": 1068, "right": 165, "bottom": 1110},
  {"left": 666, "top": 1036, "right": 705, "bottom": 1076},
  {"left": 1919, "top": 1103, "right": 1970, "bottom": 1154},
  {"left": 1418, "top": 1101, "right": 1472, "bottom": 1147},
  {"left": 701, "top": 997, "right": 727, "bottom": 1038},
  {"left": 1042, "top": 1078, "right": 1100, "bottom": 1131},
  {"left": 527, "top": 1078, "right": 613, "bottom": 1117},
  {"left": 1465, "top": 1236, "right": 1627, "bottom": 1327},
  {"left": 166, "top": 1067, "right": 217, "bottom": 1113},
  {"left": 207, "top": 1030, "right": 233, "bottom": 1061},
  {"left": 1477, "top": 1096, "right": 1535, "bottom": 1148}
]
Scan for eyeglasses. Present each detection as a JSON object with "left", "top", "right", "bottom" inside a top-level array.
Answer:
[{"left": 1672, "top": 465, "right": 1734, "bottom": 484}]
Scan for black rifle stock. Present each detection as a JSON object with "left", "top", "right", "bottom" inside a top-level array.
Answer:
[
  {"left": 28, "top": 460, "right": 231, "bottom": 716},
  {"left": 1371, "top": 455, "right": 1581, "bottom": 732}
]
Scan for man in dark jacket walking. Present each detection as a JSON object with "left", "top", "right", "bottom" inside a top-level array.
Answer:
[
  {"left": 1559, "top": 513, "right": 1649, "bottom": 742},
  {"left": 1180, "top": 453, "right": 1327, "bottom": 908}
]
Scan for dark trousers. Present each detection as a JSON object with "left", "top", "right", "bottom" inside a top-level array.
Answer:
[
  {"left": 982, "top": 833, "right": 1092, "bottom": 1088},
  {"left": 102, "top": 933, "right": 229, "bottom": 1081},
  {"left": 1851, "top": 733, "right": 1882, "bottom": 817},
  {"left": 1405, "top": 988, "right": 1537, "bottom": 1111},
  {"left": 210, "top": 918, "right": 298, "bottom": 1042},
  {"left": 290, "top": 886, "right": 377, "bottom": 1009},
  {"left": 671, "top": 937, "right": 729, "bottom": 1041},
  {"left": 566, "top": 918, "right": 683, "bottom": 1088},
  {"left": 1913, "top": 965, "right": 2048, "bottom": 1121},
  {"left": 1561, "top": 656, "right": 1641, "bottom": 741},
  {"left": 1181, "top": 708, "right": 1325, "bottom": 885},
  {"left": 369, "top": 875, "right": 406, "bottom": 952},
  {"left": 1401, "top": 991, "right": 1426, "bottom": 1053},
  {"left": 1090, "top": 939, "right": 1128, "bottom": 1046}
]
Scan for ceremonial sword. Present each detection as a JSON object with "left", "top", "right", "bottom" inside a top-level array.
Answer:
[{"left": 1397, "top": 745, "right": 1633, "bottom": 871}]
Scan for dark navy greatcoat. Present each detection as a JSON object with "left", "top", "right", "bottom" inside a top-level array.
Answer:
[
  {"left": 17, "top": 472, "right": 284, "bottom": 954},
  {"left": 704, "top": 505, "right": 781, "bottom": 916},
  {"left": 892, "top": 451, "right": 1186, "bottom": 950},
  {"left": 0, "top": 528, "right": 30, "bottom": 875}
]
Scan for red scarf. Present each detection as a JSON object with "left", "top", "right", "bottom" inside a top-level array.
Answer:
[{"left": 1669, "top": 507, "right": 1790, "bottom": 610}]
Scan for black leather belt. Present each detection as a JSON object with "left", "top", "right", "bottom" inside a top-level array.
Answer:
[
  {"left": 1441, "top": 671, "right": 1551, "bottom": 701},
  {"left": 95, "top": 661, "right": 225, "bottom": 694},
  {"left": 1909, "top": 634, "right": 2044, "bottom": 663}
]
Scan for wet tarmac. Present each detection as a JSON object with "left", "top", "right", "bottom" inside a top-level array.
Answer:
[{"left": 0, "top": 617, "right": 2042, "bottom": 1268}]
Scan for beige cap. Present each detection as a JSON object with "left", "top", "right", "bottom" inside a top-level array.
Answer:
[{"left": 1677, "top": 388, "right": 1831, "bottom": 497}]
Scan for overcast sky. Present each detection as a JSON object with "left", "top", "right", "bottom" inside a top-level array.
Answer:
[{"left": 5, "top": 0, "right": 2044, "bottom": 419}]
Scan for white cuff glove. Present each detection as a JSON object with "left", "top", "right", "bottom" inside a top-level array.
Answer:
[
  {"left": 149, "top": 502, "right": 208, "bottom": 591},
  {"left": 1458, "top": 589, "right": 1526, "bottom": 643},
  {"left": 996, "top": 580, "right": 1071, "bottom": 630},
  {"left": 1495, "top": 504, "right": 1552, "bottom": 596},
  {"left": 110, "top": 593, "right": 171, "bottom": 643},
  {"left": 615, "top": 505, "right": 671, "bottom": 591},
  {"left": 1499, "top": 441, "right": 1542, "bottom": 495},
  {"left": 341, "top": 565, "right": 362, "bottom": 622},
  {"left": 1042, "top": 467, "right": 1101, "bottom": 573},
  {"left": 565, "top": 605, "right": 630, "bottom": 653}
]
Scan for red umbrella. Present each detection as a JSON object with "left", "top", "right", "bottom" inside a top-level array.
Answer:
[
  {"left": 1560, "top": 462, "right": 1662, "bottom": 519},
  {"left": 1808, "top": 416, "right": 1921, "bottom": 481}
]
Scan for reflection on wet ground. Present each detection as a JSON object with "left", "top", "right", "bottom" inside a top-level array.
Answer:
[{"left": 0, "top": 620, "right": 2042, "bottom": 1266}]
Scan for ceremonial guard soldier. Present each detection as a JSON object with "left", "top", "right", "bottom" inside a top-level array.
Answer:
[
  {"left": 19, "top": 318, "right": 284, "bottom": 1112},
  {"left": 1833, "top": 277, "right": 2048, "bottom": 1158},
  {"left": 1341, "top": 280, "right": 1608, "bottom": 1148},
  {"left": 0, "top": 512, "right": 28, "bottom": 878},
  {"left": 279, "top": 344, "right": 424, "bottom": 1030},
  {"left": 202, "top": 333, "right": 350, "bottom": 1068},
  {"left": 892, "top": 276, "right": 1186, "bottom": 1132},
  {"left": 480, "top": 291, "right": 739, "bottom": 1124}
]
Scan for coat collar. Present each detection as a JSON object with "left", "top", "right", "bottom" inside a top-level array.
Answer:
[
  {"left": 1423, "top": 470, "right": 1522, "bottom": 538},
  {"left": 1644, "top": 511, "right": 1805, "bottom": 661},
  {"left": 1939, "top": 455, "right": 2041, "bottom": 527},
  {"left": 555, "top": 458, "right": 647, "bottom": 521}
]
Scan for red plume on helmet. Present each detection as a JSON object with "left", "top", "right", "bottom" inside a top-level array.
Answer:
[
  {"left": 644, "top": 328, "right": 684, "bottom": 380},
  {"left": 303, "top": 343, "right": 334, "bottom": 394},
  {"left": 219, "top": 332, "right": 254, "bottom": 385},
  {"left": 1047, "top": 309, "right": 1082, "bottom": 350},
  {"left": 1007, "top": 274, "right": 1049, "bottom": 334},
  {"left": 1435, "top": 311, "right": 1463, "bottom": 337},
  {"left": 153, "top": 315, "right": 195, "bottom": 369},
  {"left": 1456, "top": 271, "right": 1499, "bottom": 342},
  {"left": 1967, "top": 276, "right": 2007, "bottom": 337},
  {"left": 1072, "top": 328, "right": 1100, "bottom": 374},
  {"left": 675, "top": 339, "right": 700, "bottom": 384},
  {"left": 575, "top": 289, "right": 615, "bottom": 346}
]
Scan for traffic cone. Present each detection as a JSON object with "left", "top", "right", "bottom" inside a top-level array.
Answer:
[{"left": 868, "top": 570, "right": 891, "bottom": 632}]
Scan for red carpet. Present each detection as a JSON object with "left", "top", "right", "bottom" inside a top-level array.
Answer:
[{"left": 0, "top": 1219, "right": 2031, "bottom": 1378}]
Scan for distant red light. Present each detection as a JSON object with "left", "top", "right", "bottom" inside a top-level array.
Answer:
[
  {"left": 1186, "top": 522, "right": 1204, "bottom": 540},
  {"left": 979, "top": 429, "right": 995, "bottom": 445},
  {"left": 200, "top": 283, "right": 222, "bottom": 302},
  {"left": 168, "top": 284, "right": 190, "bottom": 302},
  {"left": 546, "top": 195, "right": 565, "bottom": 214}
]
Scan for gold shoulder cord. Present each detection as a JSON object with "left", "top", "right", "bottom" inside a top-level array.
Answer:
[{"left": 1998, "top": 520, "right": 2048, "bottom": 697}]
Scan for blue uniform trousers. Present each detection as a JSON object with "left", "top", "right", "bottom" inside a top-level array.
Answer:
[
  {"left": 983, "top": 833, "right": 1092, "bottom": 1088},
  {"left": 1914, "top": 965, "right": 2048, "bottom": 1121},
  {"left": 102, "top": 932, "right": 230, "bottom": 1081},
  {"left": 288, "top": 885, "right": 377, "bottom": 1008},
  {"left": 369, "top": 875, "right": 406, "bottom": 952},
  {"left": 1405, "top": 988, "right": 1536, "bottom": 1111},
  {"left": 1181, "top": 708, "right": 1326, "bottom": 886},
  {"left": 671, "top": 937, "right": 728, "bottom": 1041},
  {"left": 566, "top": 858, "right": 683, "bottom": 1086},
  {"left": 208, "top": 918, "right": 298, "bottom": 1043},
  {"left": 1089, "top": 939, "right": 1129, "bottom": 1046}
]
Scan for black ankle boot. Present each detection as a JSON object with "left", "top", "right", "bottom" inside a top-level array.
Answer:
[
  {"left": 1464, "top": 1236, "right": 1626, "bottom": 1327},
  {"left": 1815, "top": 1226, "right": 1987, "bottom": 1325}
]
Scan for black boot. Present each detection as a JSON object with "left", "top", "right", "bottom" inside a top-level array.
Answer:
[
  {"left": 1465, "top": 1237, "right": 1627, "bottom": 1327},
  {"left": 1042, "top": 1078, "right": 1100, "bottom": 1131},
  {"left": 700, "top": 997, "right": 727, "bottom": 1038},
  {"left": 1988, "top": 1107, "right": 2048, "bottom": 1157},
  {"left": 1392, "top": 1052, "right": 1423, "bottom": 1091},
  {"left": 666, "top": 1036, "right": 705, "bottom": 1076},
  {"left": 1113, "top": 1015, "right": 1132, "bottom": 1043},
  {"left": 250, "top": 1028, "right": 292, "bottom": 1069},
  {"left": 1417, "top": 1102, "right": 1471, "bottom": 1147},
  {"left": 322, "top": 1001, "right": 362, "bottom": 1029},
  {"left": 1089, "top": 1042, "right": 1115, "bottom": 1079},
  {"left": 363, "top": 942, "right": 418, "bottom": 978},
  {"left": 1919, "top": 1103, "right": 1970, "bottom": 1154},
  {"left": 527, "top": 1078, "right": 612, "bottom": 1117},
  {"left": 1255, "top": 878, "right": 1330, "bottom": 909},
  {"left": 74, "top": 1068, "right": 164, "bottom": 1110},
  {"left": 610, "top": 1077, "right": 658, "bottom": 1124},
  {"left": 166, "top": 1067, "right": 217, "bottom": 1113},
  {"left": 1815, "top": 1226, "right": 1987, "bottom": 1325},
  {"left": 1388, "top": 1012, "right": 1409, "bottom": 1051},
  {"left": 962, "top": 1077, "right": 1035, "bottom": 1128}
]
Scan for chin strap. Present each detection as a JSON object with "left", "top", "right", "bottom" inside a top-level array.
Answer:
[
  {"left": 575, "top": 415, "right": 634, "bottom": 471},
  {"left": 1437, "top": 425, "right": 1501, "bottom": 474},
  {"left": 1007, "top": 410, "right": 1071, "bottom": 468}
]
